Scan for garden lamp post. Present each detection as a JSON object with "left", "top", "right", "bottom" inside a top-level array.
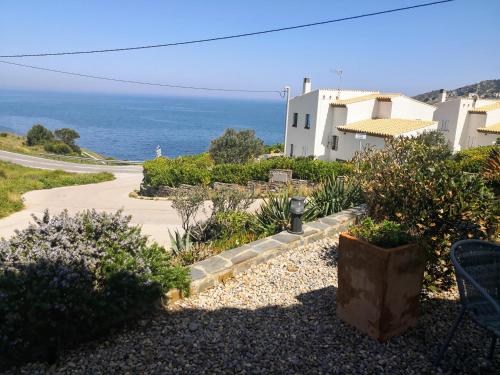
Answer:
[{"left": 288, "top": 196, "right": 305, "bottom": 235}]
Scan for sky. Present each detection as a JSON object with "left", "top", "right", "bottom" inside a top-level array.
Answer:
[{"left": 0, "top": 0, "right": 499, "bottom": 100}]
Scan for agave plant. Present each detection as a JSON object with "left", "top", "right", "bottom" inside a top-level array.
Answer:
[
  {"left": 255, "top": 192, "right": 292, "bottom": 236},
  {"left": 168, "top": 229, "right": 192, "bottom": 257},
  {"left": 303, "top": 174, "right": 362, "bottom": 222}
]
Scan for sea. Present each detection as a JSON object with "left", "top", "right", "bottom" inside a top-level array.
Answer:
[{"left": 0, "top": 90, "right": 285, "bottom": 161}]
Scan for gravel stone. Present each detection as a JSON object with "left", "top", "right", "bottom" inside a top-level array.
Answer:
[{"left": 6, "top": 238, "right": 499, "bottom": 374}]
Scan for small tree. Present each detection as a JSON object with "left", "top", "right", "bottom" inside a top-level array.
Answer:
[
  {"left": 171, "top": 186, "right": 208, "bottom": 233},
  {"left": 26, "top": 124, "right": 53, "bottom": 146},
  {"left": 54, "top": 128, "right": 80, "bottom": 153},
  {"left": 209, "top": 128, "right": 264, "bottom": 164}
]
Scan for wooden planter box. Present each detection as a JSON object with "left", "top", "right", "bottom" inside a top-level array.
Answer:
[{"left": 336, "top": 232, "right": 425, "bottom": 341}]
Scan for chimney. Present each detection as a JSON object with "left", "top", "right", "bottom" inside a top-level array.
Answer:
[
  {"left": 302, "top": 77, "right": 311, "bottom": 95},
  {"left": 438, "top": 89, "right": 447, "bottom": 102}
]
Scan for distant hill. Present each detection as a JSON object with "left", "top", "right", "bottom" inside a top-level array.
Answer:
[{"left": 413, "top": 79, "right": 500, "bottom": 104}]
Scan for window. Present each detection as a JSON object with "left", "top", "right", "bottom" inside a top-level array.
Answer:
[
  {"left": 439, "top": 120, "right": 449, "bottom": 131},
  {"left": 292, "top": 113, "right": 298, "bottom": 127},
  {"left": 331, "top": 135, "right": 339, "bottom": 150},
  {"left": 289, "top": 143, "right": 294, "bottom": 157},
  {"left": 305, "top": 114, "right": 311, "bottom": 129}
]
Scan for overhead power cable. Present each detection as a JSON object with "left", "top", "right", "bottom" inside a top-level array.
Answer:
[
  {"left": 0, "top": 60, "right": 284, "bottom": 95},
  {"left": 0, "top": 1, "right": 454, "bottom": 58}
]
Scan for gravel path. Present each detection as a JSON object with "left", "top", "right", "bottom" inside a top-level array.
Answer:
[{"left": 8, "top": 239, "right": 499, "bottom": 374}]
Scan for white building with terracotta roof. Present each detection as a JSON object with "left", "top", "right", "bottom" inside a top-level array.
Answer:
[
  {"left": 284, "top": 78, "right": 436, "bottom": 161},
  {"left": 433, "top": 91, "right": 500, "bottom": 151}
]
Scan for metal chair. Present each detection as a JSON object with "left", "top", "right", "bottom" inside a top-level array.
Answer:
[{"left": 435, "top": 239, "right": 500, "bottom": 365}]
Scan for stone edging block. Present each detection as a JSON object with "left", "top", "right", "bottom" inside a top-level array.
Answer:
[{"left": 169, "top": 205, "right": 366, "bottom": 302}]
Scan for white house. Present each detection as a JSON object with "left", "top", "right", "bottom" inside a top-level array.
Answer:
[
  {"left": 284, "top": 78, "right": 437, "bottom": 161},
  {"left": 433, "top": 90, "right": 500, "bottom": 151}
]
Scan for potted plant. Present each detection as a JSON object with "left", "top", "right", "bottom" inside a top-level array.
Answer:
[{"left": 336, "top": 218, "right": 425, "bottom": 341}]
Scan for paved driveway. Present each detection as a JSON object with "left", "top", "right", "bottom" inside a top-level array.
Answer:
[
  {"left": 0, "top": 173, "right": 187, "bottom": 245},
  {"left": 0, "top": 149, "right": 190, "bottom": 246}
]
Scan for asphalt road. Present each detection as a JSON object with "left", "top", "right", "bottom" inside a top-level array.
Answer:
[
  {"left": 0, "top": 150, "right": 143, "bottom": 174},
  {"left": 0, "top": 150, "right": 187, "bottom": 245}
]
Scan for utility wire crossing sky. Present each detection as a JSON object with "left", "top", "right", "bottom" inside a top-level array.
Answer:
[
  {"left": 0, "top": 0, "right": 453, "bottom": 58},
  {"left": 0, "top": 0, "right": 455, "bottom": 95}
]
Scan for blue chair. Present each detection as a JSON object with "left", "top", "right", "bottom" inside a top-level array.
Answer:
[{"left": 435, "top": 240, "right": 500, "bottom": 365}]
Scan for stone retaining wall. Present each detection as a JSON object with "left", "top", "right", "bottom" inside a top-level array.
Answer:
[
  {"left": 166, "top": 205, "right": 366, "bottom": 303},
  {"left": 141, "top": 179, "right": 317, "bottom": 198}
]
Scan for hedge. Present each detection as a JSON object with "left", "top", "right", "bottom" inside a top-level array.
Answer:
[
  {"left": 143, "top": 155, "right": 353, "bottom": 188},
  {"left": 143, "top": 153, "right": 213, "bottom": 187},
  {"left": 454, "top": 145, "right": 498, "bottom": 173}
]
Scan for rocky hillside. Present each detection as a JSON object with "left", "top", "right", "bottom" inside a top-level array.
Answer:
[{"left": 414, "top": 79, "right": 500, "bottom": 104}]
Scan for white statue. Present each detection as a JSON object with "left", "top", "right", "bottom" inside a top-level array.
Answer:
[{"left": 155, "top": 145, "right": 162, "bottom": 158}]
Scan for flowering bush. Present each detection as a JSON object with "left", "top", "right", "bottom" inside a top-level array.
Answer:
[{"left": 0, "top": 210, "right": 189, "bottom": 367}]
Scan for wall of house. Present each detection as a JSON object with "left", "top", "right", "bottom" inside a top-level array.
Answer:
[
  {"left": 285, "top": 90, "right": 319, "bottom": 157},
  {"left": 485, "top": 109, "right": 500, "bottom": 126},
  {"left": 461, "top": 113, "right": 486, "bottom": 148},
  {"left": 432, "top": 98, "right": 495, "bottom": 151},
  {"left": 476, "top": 132, "right": 499, "bottom": 146},
  {"left": 345, "top": 100, "right": 377, "bottom": 123},
  {"left": 390, "top": 97, "right": 435, "bottom": 120},
  {"left": 286, "top": 89, "right": 377, "bottom": 160},
  {"left": 334, "top": 132, "right": 386, "bottom": 161}
]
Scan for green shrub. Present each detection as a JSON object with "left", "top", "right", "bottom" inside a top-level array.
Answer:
[
  {"left": 263, "top": 143, "right": 284, "bottom": 154},
  {"left": 191, "top": 188, "right": 253, "bottom": 243},
  {"left": 303, "top": 175, "right": 363, "bottom": 222},
  {"left": 143, "top": 156, "right": 212, "bottom": 187},
  {"left": 211, "top": 163, "right": 251, "bottom": 185},
  {"left": 0, "top": 210, "right": 189, "bottom": 367},
  {"left": 209, "top": 128, "right": 264, "bottom": 164},
  {"left": 454, "top": 145, "right": 498, "bottom": 173},
  {"left": 43, "top": 140, "right": 73, "bottom": 154},
  {"left": 26, "top": 124, "right": 53, "bottom": 146},
  {"left": 143, "top": 154, "right": 352, "bottom": 188},
  {"left": 0, "top": 132, "right": 7, "bottom": 137},
  {"left": 354, "top": 135, "right": 498, "bottom": 290},
  {"left": 54, "top": 128, "right": 80, "bottom": 153},
  {"left": 349, "top": 218, "right": 412, "bottom": 248},
  {"left": 214, "top": 211, "right": 257, "bottom": 239}
]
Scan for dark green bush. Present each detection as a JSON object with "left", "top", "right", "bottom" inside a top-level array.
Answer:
[
  {"left": 209, "top": 128, "right": 264, "bottom": 164},
  {"left": 354, "top": 135, "right": 498, "bottom": 290},
  {"left": 26, "top": 124, "right": 53, "bottom": 146},
  {"left": 54, "top": 128, "right": 80, "bottom": 153},
  {"left": 0, "top": 210, "right": 189, "bottom": 367},
  {"left": 211, "top": 163, "right": 251, "bottom": 185},
  {"left": 349, "top": 218, "right": 412, "bottom": 248},
  {"left": 44, "top": 140, "right": 73, "bottom": 154},
  {"left": 0, "top": 132, "right": 7, "bottom": 137},
  {"left": 143, "top": 155, "right": 213, "bottom": 187}
]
